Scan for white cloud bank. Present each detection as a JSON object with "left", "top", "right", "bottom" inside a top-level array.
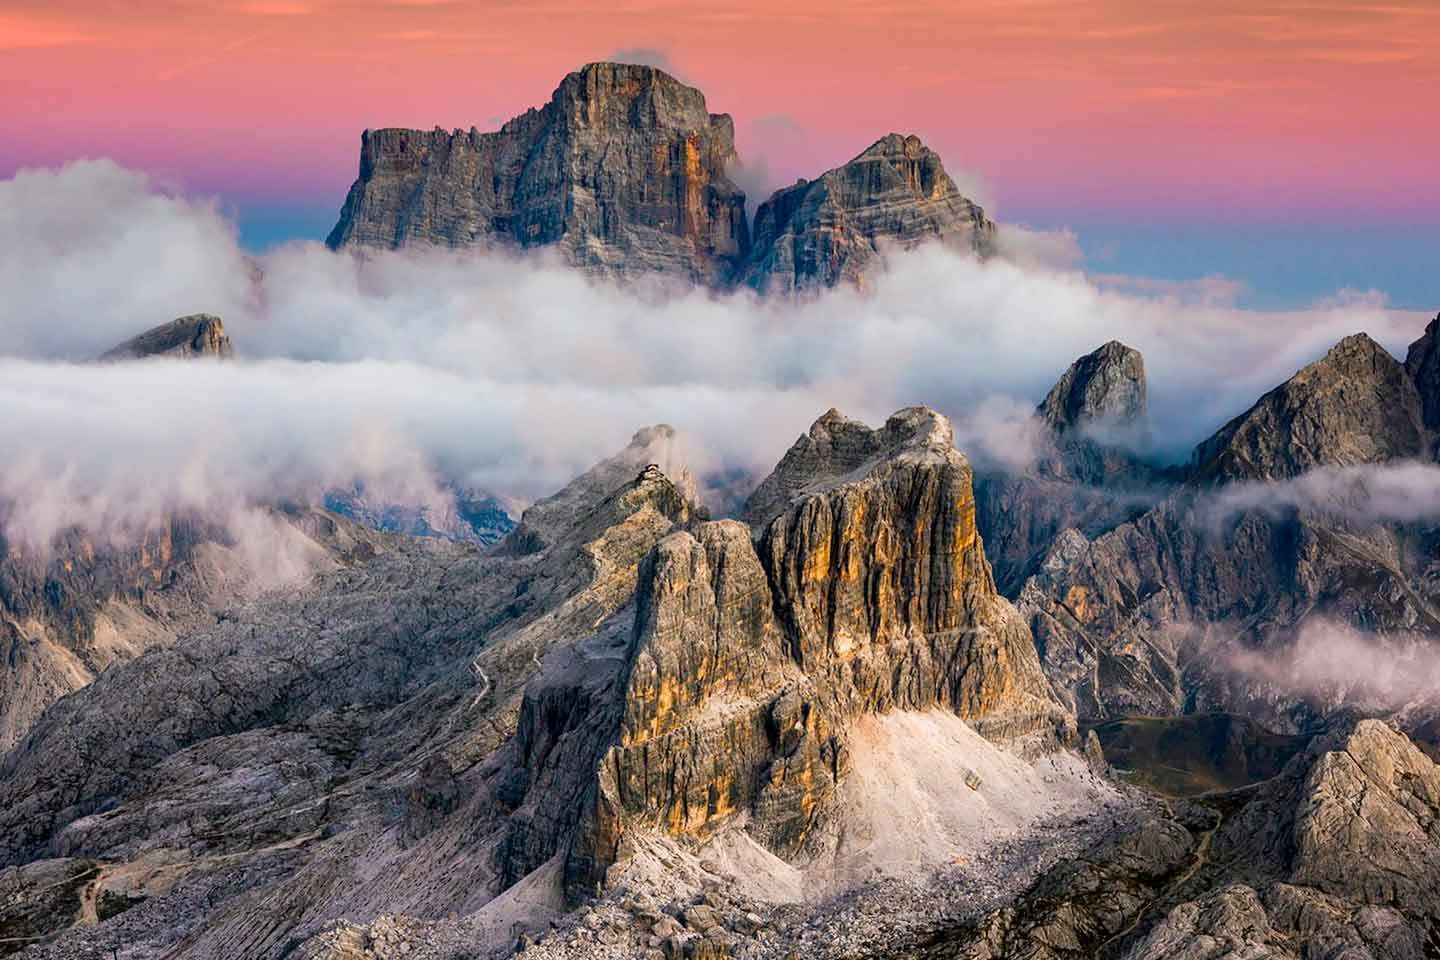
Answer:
[{"left": 0, "top": 159, "right": 1431, "bottom": 549}]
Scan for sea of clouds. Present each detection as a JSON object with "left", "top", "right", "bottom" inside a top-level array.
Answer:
[{"left": 0, "top": 158, "right": 1433, "bottom": 551}]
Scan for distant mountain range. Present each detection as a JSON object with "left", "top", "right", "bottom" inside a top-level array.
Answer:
[{"left": 326, "top": 62, "right": 994, "bottom": 292}]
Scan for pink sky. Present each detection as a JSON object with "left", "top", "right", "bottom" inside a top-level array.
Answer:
[{"left": 2, "top": 0, "right": 1438, "bottom": 224}]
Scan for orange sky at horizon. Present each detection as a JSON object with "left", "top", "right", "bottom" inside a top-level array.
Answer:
[{"left": 2, "top": 0, "right": 1438, "bottom": 227}]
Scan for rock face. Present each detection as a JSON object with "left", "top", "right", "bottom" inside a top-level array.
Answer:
[
  {"left": 510, "top": 407, "right": 1068, "bottom": 900},
  {"left": 738, "top": 134, "right": 995, "bottom": 293},
  {"left": 97, "top": 314, "right": 232, "bottom": 361},
  {"left": 1036, "top": 340, "right": 1146, "bottom": 434},
  {"left": 1404, "top": 312, "right": 1440, "bottom": 436},
  {"left": 327, "top": 67, "right": 998, "bottom": 293},
  {"left": 326, "top": 62, "right": 750, "bottom": 285},
  {"left": 1190, "top": 333, "right": 1426, "bottom": 483}
]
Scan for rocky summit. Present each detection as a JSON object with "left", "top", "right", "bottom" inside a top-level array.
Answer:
[
  {"left": 97, "top": 314, "right": 233, "bottom": 361},
  {"left": 737, "top": 134, "right": 995, "bottom": 293},
  {"left": 326, "top": 62, "right": 750, "bottom": 285},
  {"left": 1036, "top": 339, "right": 1146, "bottom": 434},
  {"left": 326, "top": 65, "right": 994, "bottom": 291},
  {"left": 976, "top": 339, "right": 1158, "bottom": 596},
  {"left": 1190, "top": 332, "right": 1427, "bottom": 483}
]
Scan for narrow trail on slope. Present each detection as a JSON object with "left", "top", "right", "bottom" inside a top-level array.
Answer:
[{"left": 1096, "top": 799, "right": 1218, "bottom": 958}]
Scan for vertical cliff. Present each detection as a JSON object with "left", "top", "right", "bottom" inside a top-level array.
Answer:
[
  {"left": 521, "top": 407, "right": 1070, "bottom": 899},
  {"left": 326, "top": 62, "right": 750, "bottom": 285}
]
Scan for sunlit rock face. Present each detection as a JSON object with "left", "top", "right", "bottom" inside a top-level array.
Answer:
[
  {"left": 738, "top": 133, "right": 995, "bottom": 293},
  {"left": 547, "top": 406, "right": 1068, "bottom": 897},
  {"left": 326, "top": 62, "right": 750, "bottom": 285}
]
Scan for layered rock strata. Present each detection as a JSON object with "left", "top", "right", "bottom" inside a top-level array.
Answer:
[
  {"left": 327, "top": 62, "right": 750, "bottom": 285},
  {"left": 737, "top": 134, "right": 995, "bottom": 293}
]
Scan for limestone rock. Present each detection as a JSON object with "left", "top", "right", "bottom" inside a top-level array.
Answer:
[
  {"left": 97, "top": 313, "right": 232, "bottom": 361},
  {"left": 504, "top": 424, "right": 697, "bottom": 555},
  {"left": 739, "top": 406, "right": 954, "bottom": 530},
  {"left": 1036, "top": 340, "right": 1146, "bottom": 434},
  {"left": 1123, "top": 885, "right": 1294, "bottom": 960},
  {"left": 0, "top": 508, "right": 387, "bottom": 753},
  {"left": 975, "top": 341, "right": 1157, "bottom": 596},
  {"left": 737, "top": 134, "right": 995, "bottom": 293},
  {"left": 326, "top": 62, "right": 750, "bottom": 285},
  {"left": 1217, "top": 719, "right": 1440, "bottom": 915},
  {"left": 1190, "top": 333, "right": 1425, "bottom": 483},
  {"left": 509, "top": 407, "right": 1069, "bottom": 903},
  {"left": 0, "top": 858, "right": 98, "bottom": 957},
  {"left": 754, "top": 408, "right": 1063, "bottom": 741},
  {"left": 891, "top": 721, "right": 1440, "bottom": 959},
  {"left": 1014, "top": 333, "right": 1440, "bottom": 728}
]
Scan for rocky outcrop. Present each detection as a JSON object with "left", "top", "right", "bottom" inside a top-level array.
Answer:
[
  {"left": 753, "top": 407, "right": 1061, "bottom": 741},
  {"left": 0, "top": 858, "right": 100, "bottom": 957},
  {"left": 737, "top": 134, "right": 995, "bottom": 293},
  {"left": 740, "top": 406, "right": 949, "bottom": 529},
  {"left": 508, "top": 407, "right": 1070, "bottom": 901},
  {"left": 976, "top": 341, "right": 1158, "bottom": 596},
  {"left": 1037, "top": 340, "right": 1147, "bottom": 435},
  {"left": 0, "top": 508, "right": 387, "bottom": 753},
  {"left": 97, "top": 314, "right": 232, "bottom": 361},
  {"left": 1190, "top": 333, "right": 1426, "bottom": 483},
  {"left": 326, "top": 62, "right": 750, "bottom": 285}
]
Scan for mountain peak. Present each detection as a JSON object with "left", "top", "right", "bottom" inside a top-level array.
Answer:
[
  {"left": 554, "top": 61, "right": 717, "bottom": 131},
  {"left": 1191, "top": 332, "right": 1423, "bottom": 482},
  {"left": 97, "top": 313, "right": 232, "bottom": 362},
  {"left": 737, "top": 132, "right": 994, "bottom": 293},
  {"left": 1037, "top": 340, "right": 1147, "bottom": 433},
  {"left": 740, "top": 405, "right": 956, "bottom": 529},
  {"left": 326, "top": 64, "right": 748, "bottom": 284}
]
